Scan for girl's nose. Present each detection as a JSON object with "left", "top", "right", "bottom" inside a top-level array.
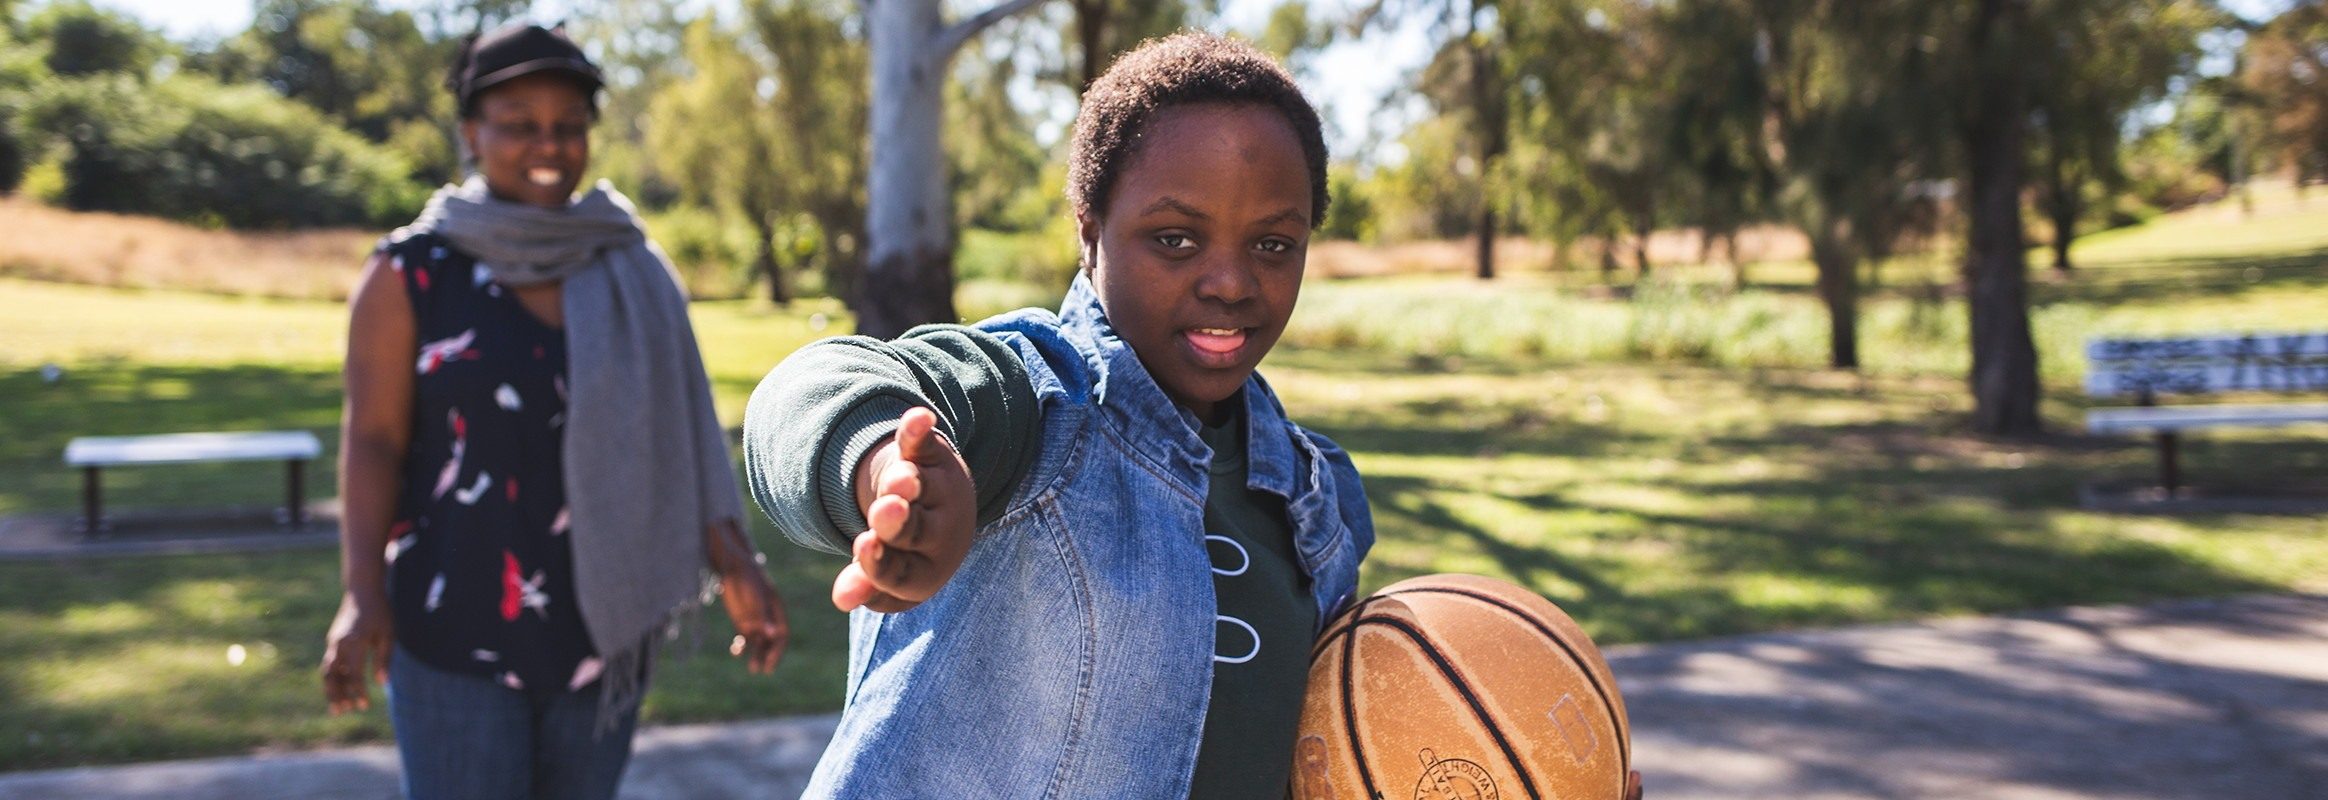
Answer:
[{"left": 1195, "top": 256, "right": 1258, "bottom": 304}]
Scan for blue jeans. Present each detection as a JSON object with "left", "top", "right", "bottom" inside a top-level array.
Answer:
[{"left": 387, "top": 645, "right": 639, "bottom": 800}]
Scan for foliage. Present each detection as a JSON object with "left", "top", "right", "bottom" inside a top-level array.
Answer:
[
  {"left": 648, "top": 1, "right": 868, "bottom": 305},
  {"left": 2027, "top": 0, "right": 2222, "bottom": 270},
  {"left": 2240, "top": 0, "right": 2328, "bottom": 184},
  {"left": 20, "top": 0, "right": 161, "bottom": 78},
  {"left": 19, "top": 74, "right": 424, "bottom": 228},
  {"left": 186, "top": 0, "right": 459, "bottom": 185}
]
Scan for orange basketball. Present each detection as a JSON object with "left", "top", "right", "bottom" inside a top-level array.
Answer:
[{"left": 1293, "top": 574, "right": 1632, "bottom": 800}]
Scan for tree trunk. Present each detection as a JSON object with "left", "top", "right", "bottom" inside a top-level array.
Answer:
[
  {"left": 1633, "top": 217, "right": 1654, "bottom": 278},
  {"left": 752, "top": 211, "right": 790, "bottom": 306},
  {"left": 1475, "top": 208, "right": 1497, "bottom": 279},
  {"left": 2044, "top": 132, "right": 2078, "bottom": 274},
  {"left": 859, "top": 0, "right": 1044, "bottom": 339},
  {"left": 1727, "top": 231, "right": 1747, "bottom": 290},
  {"left": 1963, "top": 0, "right": 2043, "bottom": 437},
  {"left": 1074, "top": 0, "right": 1107, "bottom": 94},
  {"left": 1810, "top": 216, "right": 1860, "bottom": 370}
]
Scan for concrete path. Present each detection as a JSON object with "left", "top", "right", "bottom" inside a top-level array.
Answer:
[{"left": 2, "top": 594, "right": 2321, "bottom": 799}]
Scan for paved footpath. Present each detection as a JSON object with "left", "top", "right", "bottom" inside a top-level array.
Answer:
[{"left": 3, "top": 593, "right": 2322, "bottom": 799}]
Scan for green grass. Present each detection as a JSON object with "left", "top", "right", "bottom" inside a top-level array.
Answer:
[{"left": 2, "top": 187, "right": 2325, "bottom": 769}]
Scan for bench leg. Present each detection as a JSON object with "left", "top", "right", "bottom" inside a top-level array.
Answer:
[
  {"left": 2155, "top": 432, "right": 2181, "bottom": 498},
  {"left": 82, "top": 467, "right": 103, "bottom": 536},
  {"left": 286, "top": 459, "right": 307, "bottom": 529}
]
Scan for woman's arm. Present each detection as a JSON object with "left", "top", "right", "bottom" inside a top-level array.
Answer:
[{"left": 322, "top": 252, "right": 414, "bottom": 713}]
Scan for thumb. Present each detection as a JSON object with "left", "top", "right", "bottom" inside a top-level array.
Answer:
[{"left": 895, "top": 407, "right": 940, "bottom": 463}]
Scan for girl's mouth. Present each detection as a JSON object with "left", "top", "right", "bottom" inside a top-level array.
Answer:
[
  {"left": 527, "top": 168, "right": 564, "bottom": 187},
  {"left": 1184, "top": 327, "right": 1248, "bottom": 365}
]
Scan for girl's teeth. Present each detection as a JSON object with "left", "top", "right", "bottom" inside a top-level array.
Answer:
[{"left": 527, "top": 168, "right": 562, "bottom": 187}]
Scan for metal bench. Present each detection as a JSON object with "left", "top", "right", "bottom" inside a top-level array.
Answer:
[
  {"left": 2085, "top": 331, "right": 2328, "bottom": 495},
  {"left": 62, "top": 431, "right": 324, "bottom": 534}
]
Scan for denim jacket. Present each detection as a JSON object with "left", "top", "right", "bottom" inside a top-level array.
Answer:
[{"left": 742, "top": 275, "right": 1374, "bottom": 797}]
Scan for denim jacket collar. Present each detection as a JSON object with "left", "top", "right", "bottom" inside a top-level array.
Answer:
[{"left": 1056, "top": 273, "right": 1298, "bottom": 502}]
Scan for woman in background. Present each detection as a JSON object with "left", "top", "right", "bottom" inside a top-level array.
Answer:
[{"left": 319, "top": 23, "right": 787, "bottom": 800}]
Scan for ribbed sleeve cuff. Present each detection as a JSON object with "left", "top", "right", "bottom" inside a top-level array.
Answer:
[{"left": 815, "top": 397, "right": 913, "bottom": 541}]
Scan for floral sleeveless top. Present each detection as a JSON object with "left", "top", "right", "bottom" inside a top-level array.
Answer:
[{"left": 381, "top": 231, "right": 600, "bottom": 693}]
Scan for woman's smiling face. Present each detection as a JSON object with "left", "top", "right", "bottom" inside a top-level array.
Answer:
[
  {"left": 1083, "top": 102, "right": 1314, "bottom": 426},
  {"left": 462, "top": 72, "right": 593, "bottom": 209}
]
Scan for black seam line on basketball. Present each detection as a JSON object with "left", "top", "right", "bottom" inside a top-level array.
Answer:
[
  {"left": 1381, "top": 586, "right": 1631, "bottom": 771},
  {"left": 1343, "top": 596, "right": 1384, "bottom": 800},
  {"left": 1354, "top": 615, "right": 1545, "bottom": 800}
]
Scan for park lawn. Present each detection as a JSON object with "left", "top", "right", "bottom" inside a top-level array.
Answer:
[{"left": 2, "top": 188, "right": 2325, "bottom": 769}]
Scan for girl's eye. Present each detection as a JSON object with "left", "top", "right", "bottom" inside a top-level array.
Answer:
[
  {"left": 1156, "top": 234, "right": 1195, "bottom": 250},
  {"left": 1255, "top": 238, "right": 1294, "bottom": 254}
]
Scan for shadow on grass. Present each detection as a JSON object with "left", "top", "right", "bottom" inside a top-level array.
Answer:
[
  {"left": 0, "top": 362, "right": 344, "bottom": 514},
  {"left": 0, "top": 514, "right": 852, "bottom": 771}
]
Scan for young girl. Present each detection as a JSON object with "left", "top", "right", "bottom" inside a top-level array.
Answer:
[{"left": 743, "top": 33, "right": 1369, "bottom": 797}]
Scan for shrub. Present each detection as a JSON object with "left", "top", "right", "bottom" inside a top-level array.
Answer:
[{"left": 21, "top": 74, "right": 425, "bottom": 228}]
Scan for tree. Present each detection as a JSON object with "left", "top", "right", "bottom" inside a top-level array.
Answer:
[
  {"left": 652, "top": 19, "right": 794, "bottom": 303},
  {"left": 651, "top": 1, "right": 869, "bottom": 306},
  {"left": 191, "top": 0, "right": 457, "bottom": 183},
  {"left": 857, "top": 0, "right": 1048, "bottom": 338},
  {"left": 2241, "top": 1, "right": 2328, "bottom": 186},
  {"left": 1061, "top": 0, "right": 1211, "bottom": 93},
  {"left": 1365, "top": 0, "right": 1510, "bottom": 279},
  {"left": 751, "top": 0, "right": 871, "bottom": 301},
  {"left": 2027, "top": 0, "right": 2215, "bottom": 273},
  {"left": 23, "top": 0, "right": 161, "bottom": 78},
  {"left": 571, "top": 0, "right": 693, "bottom": 207}
]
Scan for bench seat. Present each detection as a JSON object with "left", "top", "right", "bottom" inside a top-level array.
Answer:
[
  {"left": 63, "top": 431, "right": 323, "bottom": 535},
  {"left": 2087, "top": 402, "right": 2328, "bottom": 434},
  {"left": 65, "top": 431, "right": 322, "bottom": 467}
]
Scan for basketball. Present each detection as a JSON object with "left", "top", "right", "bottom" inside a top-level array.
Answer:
[{"left": 1293, "top": 574, "right": 1634, "bottom": 800}]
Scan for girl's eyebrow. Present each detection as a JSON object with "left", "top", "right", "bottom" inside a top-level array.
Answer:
[
  {"left": 1139, "top": 196, "right": 1209, "bottom": 219},
  {"left": 1257, "top": 208, "right": 1309, "bottom": 228},
  {"left": 1138, "top": 197, "right": 1310, "bottom": 228}
]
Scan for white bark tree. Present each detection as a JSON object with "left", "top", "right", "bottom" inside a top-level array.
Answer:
[{"left": 857, "top": 0, "right": 1048, "bottom": 338}]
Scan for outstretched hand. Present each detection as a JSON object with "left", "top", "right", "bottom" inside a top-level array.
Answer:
[{"left": 836, "top": 407, "right": 976, "bottom": 613}]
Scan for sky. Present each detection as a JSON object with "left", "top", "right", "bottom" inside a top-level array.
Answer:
[{"left": 60, "top": 0, "right": 2303, "bottom": 165}]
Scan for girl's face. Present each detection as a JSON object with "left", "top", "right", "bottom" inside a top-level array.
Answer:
[
  {"left": 1083, "top": 102, "right": 1313, "bottom": 427},
  {"left": 462, "top": 72, "right": 593, "bottom": 209}
]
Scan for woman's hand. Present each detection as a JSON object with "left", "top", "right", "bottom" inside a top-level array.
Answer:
[
  {"left": 321, "top": 590, "right": 393, "bottom": 714},
  {"left": 837, "top": 407, "right": 976, "bottom": 613},
  {"left": 704, "top": 519, "right": 789, "bottom": 674}
]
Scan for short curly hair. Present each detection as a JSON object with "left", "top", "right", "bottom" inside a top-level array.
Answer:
[{"left": 1067, "top": 32, "right": 1330, "bottom": 229}]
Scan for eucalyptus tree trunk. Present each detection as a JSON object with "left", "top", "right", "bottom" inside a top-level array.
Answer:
[
  {"left": 1963, "top": 0, "right": 2043, "bottom": 436},
  {"left": 858, "top": 0, "right": 1047, "bottom": 339}
]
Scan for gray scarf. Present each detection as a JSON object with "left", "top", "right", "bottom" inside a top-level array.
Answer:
[{"left": 403, "top": 176, "right": 743, "bottom": 724}]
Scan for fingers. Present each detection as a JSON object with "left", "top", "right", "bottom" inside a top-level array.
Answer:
[
  {"left": 749, "top": 619, "right": 787, "bottom": 674},
  {"left": 321, "top": 644, "right": 372, "bottom": 714},
  {"left": 832, "top": 559, "right": 881, "bottom": 611}
]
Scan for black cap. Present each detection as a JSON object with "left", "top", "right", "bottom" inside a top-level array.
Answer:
[{"left": 451, "top": 24, "right": 602, "bottom": 116}]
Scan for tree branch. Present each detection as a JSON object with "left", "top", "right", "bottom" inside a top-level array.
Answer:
[{"left": 932, "top": 0, "right": 1049, "bottom": 60}]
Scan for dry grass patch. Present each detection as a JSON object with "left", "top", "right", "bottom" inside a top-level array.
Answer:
[
  {"left": 0, "top": 198, "right": 373, "bottom": 301},
  {"left": 1307, "top": 225, "right": 1809, "bottom": 278}
]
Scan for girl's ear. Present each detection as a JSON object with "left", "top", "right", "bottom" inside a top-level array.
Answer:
[{"left": 1075, "top": 210, "right": 1099, "bottom": 273}]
